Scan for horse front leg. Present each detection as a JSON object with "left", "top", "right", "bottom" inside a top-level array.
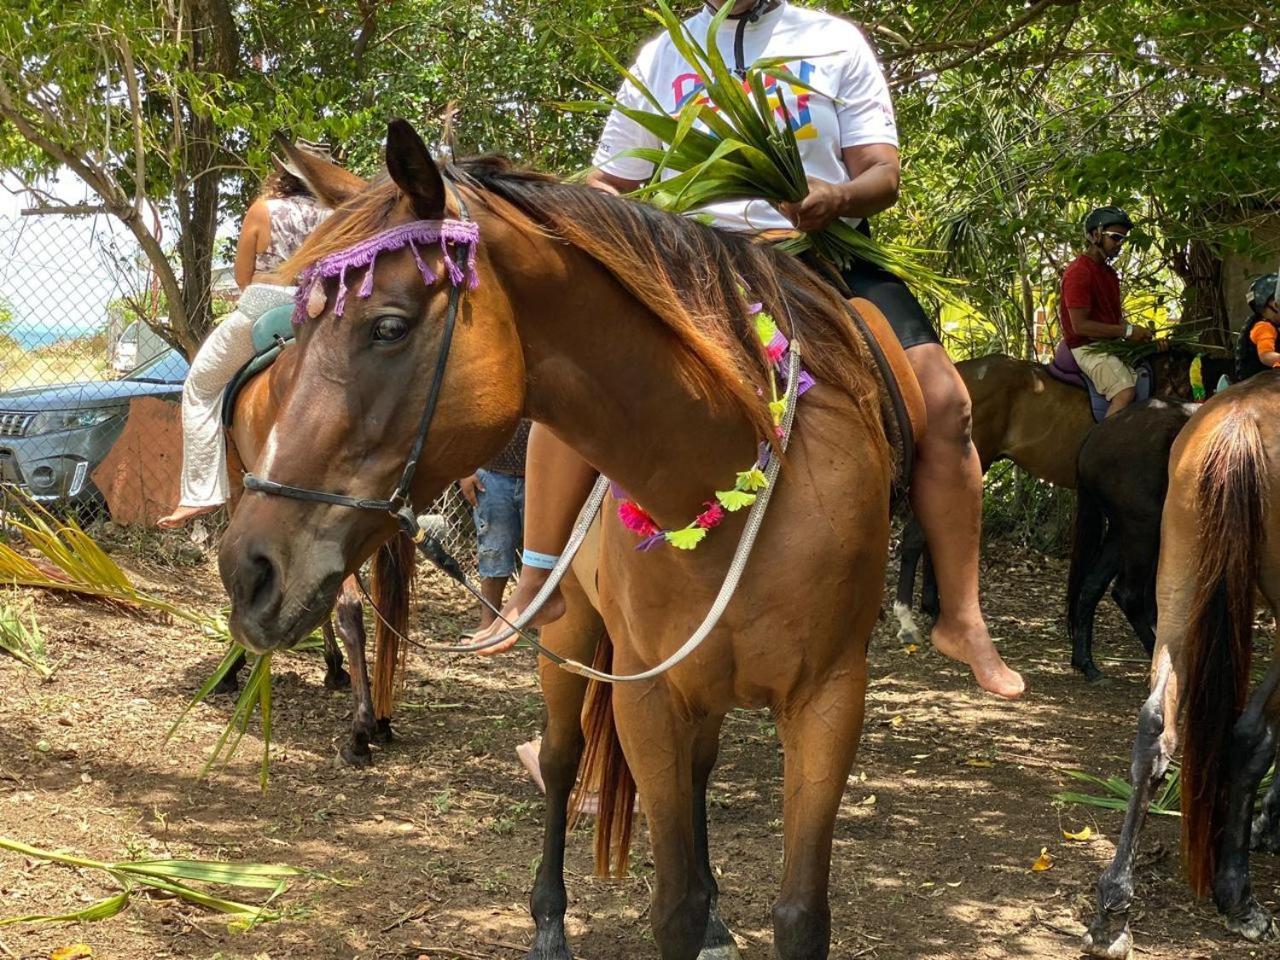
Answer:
[
  {"left": 1083, "top": 650, "right": 1177, "bottom": 959},
  {"left": 321, "top": 619, "right": 351, "bottom": 690},
  {"left": 1070, "top": 535, "right": 1119, "bottom": 684},
  {"left": 1213, "top": 660, "right": 1280, "bottom": 941},
  {"left": 333, "top": 576, "right": 376, "bottom": 767},
  {"left": 614, "top": 679, "right": 704, "bottom": 960},
  {"left": 772, "top": 670, "right": 868, "bottom": 960},
  {"left": 526, "top": 575, "right": 600, "bottom": 960},
  {"left": 691, "top": 716, "right": 738, "bottom": 960},
  {"left": 213, "top": 647, "right": 246, "bottom": 696},
  {"left": 894, "top": 517, "right": 926, "bottom": 643}
]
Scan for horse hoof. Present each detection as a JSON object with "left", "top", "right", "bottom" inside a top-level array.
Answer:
[
  {"left": 324, "top": 667, "right": 352, "bottom": 691},
  {"left": 340, "top": 742, "right": 374, "bottom": 768},
  {"left": 697, "top": 946, "right": 741, "bottom": 960},
  {"left": 372, "top": 718, "right": 394, "bottom": 745},
  {"left": 892, "top": 602, "right": 923, "bottom": 645},
  {"left": 1082, "top": 916, "right": 1133, "bottom": 959},
  {"left": 524, "top": 921, "right": 574, "bottom": 960},
  {"left": 1226, "top": 901, "right": 1280, "bottom": 942},
  {"left": 1074, "top": 661, "right": 1106, "bottom": 685}
]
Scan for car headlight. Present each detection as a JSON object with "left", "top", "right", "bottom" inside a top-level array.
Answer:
[{"left": 26, "top": 407, "right": 124, "bottom": 436}]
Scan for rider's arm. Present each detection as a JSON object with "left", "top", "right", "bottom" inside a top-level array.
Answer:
[
  {"left": 586, "top": 169, "right": 645, "bottom": 196},
  {"left": 834, "top": 143, "right": 901, "bottom": 218},
  {"left": 234, "top": 200, "right": 270, "bottom": 290},
  {"left": 1067, "top": 308, "right": 1133, "bottom": 341},
  {"left": 1251, "top": 321, "right": 1280, "bottom": 368}
]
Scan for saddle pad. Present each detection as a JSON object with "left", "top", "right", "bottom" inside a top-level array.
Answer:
[
  {"left": 251, "top": 304, "right": 296, "bottom": 354},
  {"left": 222, "top": 305, "right": 297, "bottom": 428},
  {"left": 845, "top": 296, "right": 923, "bottom": 504}
]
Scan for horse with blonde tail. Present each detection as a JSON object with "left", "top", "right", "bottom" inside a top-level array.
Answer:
[
  {"left": 217, "top": 120, "right": 922, "bottom": 960},
  {"left": 1085, "top": 373, "right": 1280, "bottom": 958}
]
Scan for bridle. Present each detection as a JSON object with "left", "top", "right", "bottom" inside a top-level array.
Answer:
[{"left": 242, "top": 182, "right": 474, "bottom": 546}]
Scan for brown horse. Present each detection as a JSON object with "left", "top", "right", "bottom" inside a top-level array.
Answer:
[
  {"left": 217, "top": 121, "right": 917, "bottom": 960},
  {"left": 223, "top": 348, "right": 412, "bottom": 766},
  {"left": 1083, "top": 372, "right": 1280, "bottom": 958}
]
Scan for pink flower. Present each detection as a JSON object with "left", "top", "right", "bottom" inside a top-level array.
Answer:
[
  {"left": 618, "top": 500, "right": 660, "bottom": 538},
  {"left": 695, "top": 501, "right": 725, "bottom": 529}
]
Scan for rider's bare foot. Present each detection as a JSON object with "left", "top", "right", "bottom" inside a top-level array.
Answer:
[
  {"left": 468, "top": 568, "right": 565, "bottom": 655},
  {"left": 157, "top": 504, "right": 219, "bottom": 528},
  {"left": 931, "top": 616, "right": 1025, "bottom": 700}
]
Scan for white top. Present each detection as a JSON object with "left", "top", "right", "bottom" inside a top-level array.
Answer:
[{"left": 592, "top": 1, "right": 898, "bottom": 232}]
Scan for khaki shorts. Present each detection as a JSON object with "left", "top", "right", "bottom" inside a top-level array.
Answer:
[{"left": 1072, "top": 345, "right": 1137, "bottom": 400}]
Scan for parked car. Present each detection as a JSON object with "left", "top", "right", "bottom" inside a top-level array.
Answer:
[
  {"left": 110, "top": 320, "right": 169, "bottom": 375},
  {"left": 0, "top": 349, "right": 189, "bottom": 510}
]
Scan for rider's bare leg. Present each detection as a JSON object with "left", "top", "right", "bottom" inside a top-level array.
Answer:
[
  {"left": 1106, "top": 386, "right": 1137, "bottom": 419},
  {"left": 470, "top": 425, "right": 595, "bottom": 653},
  {"left": 906, "top": 344, "right": 1025, "bottom": 699}
]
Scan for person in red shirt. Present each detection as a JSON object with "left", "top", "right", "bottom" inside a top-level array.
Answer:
[{"left": 1060, "top": 207, "right": 1153, "bottom": 418}]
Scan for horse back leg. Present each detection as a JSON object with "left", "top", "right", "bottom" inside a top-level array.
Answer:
[
  {"left": 1212, "top": 655, "right": 1280, "bottom": 942},
  {"left": 772, "top": 669, "right": 869, "bottom": 960},
  {"left": 613, "top": 676, "right": 704, "bottom": 960},
  {"left": 321, "top": 619, "right": 351, "bottom": 690},
  {"left": 1084, "top": 470, "right": 1198, "bottom": 959},
  {"left": 526, "top": 573, "right": 599, "bottom": 960},
  {"left": 333, "top": 576, "right": 376, "bottom": 767}
]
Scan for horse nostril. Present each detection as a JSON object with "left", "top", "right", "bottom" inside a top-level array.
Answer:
[{"left": 244, "top": 548, "right": 279, "bottom": 616}]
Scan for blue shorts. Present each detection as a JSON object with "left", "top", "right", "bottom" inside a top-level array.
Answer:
[{"left": 474, "top": 468, "right": 524, "bottom": 579}]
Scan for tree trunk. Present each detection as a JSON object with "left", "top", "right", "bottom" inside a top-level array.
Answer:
[{"left": 1175, "top": 238, "right": 1229, "bottom": 347}]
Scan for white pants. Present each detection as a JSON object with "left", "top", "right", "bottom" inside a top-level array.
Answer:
[{"left": 177, "top": 284, "right": 294, "bottom": 508}]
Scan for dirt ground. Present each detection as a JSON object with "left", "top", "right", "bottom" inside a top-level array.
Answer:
[{"left": 1, "top": 535, "right": 1277, "bottom": 960}]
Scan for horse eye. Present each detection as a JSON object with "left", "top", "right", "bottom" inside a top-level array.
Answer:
[{"left": 372, "top": 316, "right": 408, "bottom": 343}]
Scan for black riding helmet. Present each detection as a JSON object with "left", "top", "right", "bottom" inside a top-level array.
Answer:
[
  {"left": 1084, "top": 206, "right": 1134, "bottom": 236},
  {"left": 1248, "top": 273, "right": 1280, "bottom": 314}
]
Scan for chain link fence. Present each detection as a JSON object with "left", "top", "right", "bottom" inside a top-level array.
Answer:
[{"left": 0, "top": 211, "right": 479, "bottom": 573}]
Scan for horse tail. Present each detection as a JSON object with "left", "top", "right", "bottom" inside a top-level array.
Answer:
[
  {"left": 1181, "top": 407, "right": 1266, "bottom": 897},
  {"left": 574, "top": 631, "right": 636, "bottom": 878},
  {"left": 371, "top": 532, "right": 415, "bottom": 720},
  {"left": 1067, "top": 481, "right": 1106, "bottom": 639}
]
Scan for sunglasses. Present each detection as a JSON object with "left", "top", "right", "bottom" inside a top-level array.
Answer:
[{"left": 1100, "top": 231, "right": 1129, "bottom": 243}]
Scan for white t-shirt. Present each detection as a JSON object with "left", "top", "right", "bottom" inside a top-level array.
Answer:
[{"left": 592, "top": 1, "right": 898, "bottom": 232}]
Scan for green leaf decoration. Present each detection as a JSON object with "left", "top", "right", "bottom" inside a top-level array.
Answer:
[
  {"left": 665, "top": 526, "right": 709, "bottom": 550},
  {"left": 716, "top": 489, "right": 757, "bottom": 511}
]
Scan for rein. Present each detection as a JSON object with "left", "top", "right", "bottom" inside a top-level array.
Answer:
[{"left": 240, "top": 177, "right": 806, "bottom": 683}]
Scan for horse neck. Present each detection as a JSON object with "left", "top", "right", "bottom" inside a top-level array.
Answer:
[{"left": 494, "top": 221, "right": 763, "bottom": 524}]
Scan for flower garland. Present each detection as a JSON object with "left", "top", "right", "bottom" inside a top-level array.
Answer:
[{"left": 614, "top": 300, "right": 813, "bottom": 551}]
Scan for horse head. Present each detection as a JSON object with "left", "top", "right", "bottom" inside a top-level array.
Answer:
[{"left": 219, "top": 121, "right": 525, "bottom": 654}]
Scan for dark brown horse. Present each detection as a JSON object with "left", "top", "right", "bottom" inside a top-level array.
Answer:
[
  {"left": 217, "top": 122, "right": 917, "bottom": 960},
  {"left": 1066, "top": 398, "right": 1195, "bottom": 682},
  {"left": 1084, "top": 373, "right": 1280, "bottom": 958}
]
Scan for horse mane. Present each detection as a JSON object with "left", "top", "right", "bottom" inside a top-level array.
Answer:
[{"left": 282, "top": 154, "right": 885, "bottom": 445}]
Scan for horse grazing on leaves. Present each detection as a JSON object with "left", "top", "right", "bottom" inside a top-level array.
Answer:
[
  {"left": 217, "top": 121, "right": 927, "bottom": 960},
  {"left": 222, "top": 345, "right": 414, "bottom": 766},
  {"left": 1084, "top": 372, "right": 1280, "bottom": 958},
  {"left": 1066, "top": 398, "right": 1196, "bottom": 683}
]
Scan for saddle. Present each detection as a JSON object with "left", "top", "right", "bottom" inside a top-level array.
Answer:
[
  {"left": 1047, "top": 340, "right": 1151, "bottom": 423},
  {"left": 221, "top": 303, "right": 296, "bottom": 427}
]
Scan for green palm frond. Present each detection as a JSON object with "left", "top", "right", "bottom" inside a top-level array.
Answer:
[
  {"left": 0, "top": 837, "right": 307, "bottom": 929},
  {"left": 0, "top": 601, "right": 54, "bottom": 679},
  {"left": 583, "top": 0, "right": 962, "bottom": 304}
]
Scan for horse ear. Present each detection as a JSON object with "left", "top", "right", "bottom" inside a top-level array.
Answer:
[
  {"left": 385, "top": 119, "right": 446, "bottom": 220},
  {"left": 272, "top": 132, "right": 367, "bottom": 209}
]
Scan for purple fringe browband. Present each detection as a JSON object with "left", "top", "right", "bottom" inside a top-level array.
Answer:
[{"left": 293, "top": 218, "right": 481, "bottom": 323}]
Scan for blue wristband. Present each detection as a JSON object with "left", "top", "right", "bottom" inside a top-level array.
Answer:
[{"left": 521, "top": 549, "right": 560, "bottom": 570}]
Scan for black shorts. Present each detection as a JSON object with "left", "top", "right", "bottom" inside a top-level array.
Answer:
[{"left": 838, "top": 259, "right": 940, "bottom": 351}]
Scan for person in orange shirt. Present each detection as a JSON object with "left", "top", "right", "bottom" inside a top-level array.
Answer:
[{"left": 1236, "top": 273, "right": 1280, "bottom": 381}]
